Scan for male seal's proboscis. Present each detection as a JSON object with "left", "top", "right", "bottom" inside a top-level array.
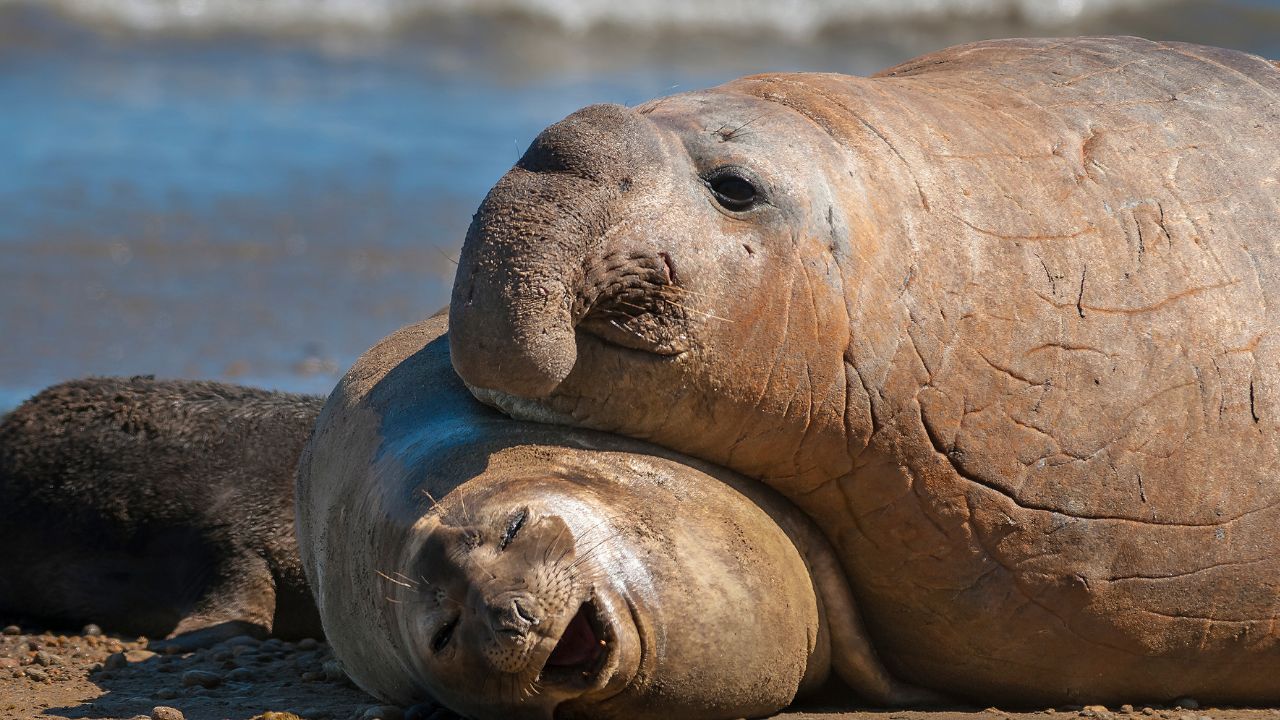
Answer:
[
  {"left": 447, "top": 37, "right": 1280, "bottom": 704},
  {"left": 296, "top": 315, "right": 937, "bottom": 720}
]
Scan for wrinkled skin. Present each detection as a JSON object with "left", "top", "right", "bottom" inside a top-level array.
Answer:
[
  {"left": 296, "top": 315, "right": 930, "bottom": 720},
  {"left": 450, "top": 37, "right": 1280, "bottom": 705}
]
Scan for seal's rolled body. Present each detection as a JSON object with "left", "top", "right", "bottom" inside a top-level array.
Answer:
[
  {"left": 449, "top": 37, "right": 1280, "bottom": 704},
  {"left": 297, "top": 316, "right": 883, "bottom": 719}
]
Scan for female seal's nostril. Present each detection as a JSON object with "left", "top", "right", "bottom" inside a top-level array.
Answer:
[{"left": 513, "top": 598, "right": 539, "bottom": 626}]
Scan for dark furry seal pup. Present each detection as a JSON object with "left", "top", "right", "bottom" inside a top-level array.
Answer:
[{"left": 0, "top": 377, "right": 324, "bottom": 649}]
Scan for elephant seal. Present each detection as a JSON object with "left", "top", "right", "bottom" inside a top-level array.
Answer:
[
  {"left": 297, "top": 314, "right": 937, "bottom": 720},
  {"left": 448, "top": 37, "right": 1280, "bottom": 705},
  {"left": 0, "top": 377, "right": 324, "bottom": 648}
]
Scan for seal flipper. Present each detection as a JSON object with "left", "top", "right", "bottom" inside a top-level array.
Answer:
[
  {"left": 805, "top": 542, "right": 948, "bottom": 707},
  {"left": 149, "top": 551, "right": 277, "bottom": 652}
]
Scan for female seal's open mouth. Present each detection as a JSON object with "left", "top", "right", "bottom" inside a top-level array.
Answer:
[{"left": 539, "top": 598, "right": 612, "bottom": 689}]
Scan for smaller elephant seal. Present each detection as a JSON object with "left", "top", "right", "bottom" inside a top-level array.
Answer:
[
  {"left": 0, "top": 377, "right": 324, "bottom": 649},
  {"left": 298, "top": 314, "right": 938, "bottom": 720}
]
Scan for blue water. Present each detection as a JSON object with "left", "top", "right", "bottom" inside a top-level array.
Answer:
[{"left": 1, "top": 0, "right": 1277, "bottom": 411}]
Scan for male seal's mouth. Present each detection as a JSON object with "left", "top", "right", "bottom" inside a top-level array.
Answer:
[
  {"left": 539, "top": 598, "right": 611, "bottom": 689},
  {"left": 577, "top": 293, "right": 690, "bottom": 357},
  {"left": 574, "top": 251, "right": 691, "bottom": 357}
]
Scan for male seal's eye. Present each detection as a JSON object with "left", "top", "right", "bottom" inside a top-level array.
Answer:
[
  {"left": 432, "top": 619, "right": 457, "bottom": 653},
  {"left": 705, "top": 167, "right": 760, "bottom": 211}
]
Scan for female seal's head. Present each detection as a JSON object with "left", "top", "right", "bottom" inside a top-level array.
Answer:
[{"left": 385, "top": 454, "right": 830, "bottom": 720}]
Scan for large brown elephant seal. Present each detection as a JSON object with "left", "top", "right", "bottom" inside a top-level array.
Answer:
[
  {"left": 296, "top": 314, "right": 938, "bottom": 720},
  {"left": 0, "top": 377, "right": 324, "bottom": 648},
  {"left": 448, "top": 37, "right": 1280, "bottom": 705}
]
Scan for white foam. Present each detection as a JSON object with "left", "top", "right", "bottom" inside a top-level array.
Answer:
[{"left": 5, "top": 0, "right": 1174, "bottom": 37}]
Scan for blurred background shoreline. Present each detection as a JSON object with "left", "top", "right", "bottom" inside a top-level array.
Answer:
[{"left": 2, "top": 0, "right": 1277, "bottom": 411}]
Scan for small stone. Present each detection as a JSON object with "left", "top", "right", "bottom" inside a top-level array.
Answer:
[
  {"left": 403, "top": 704, "right": 444, "bottom": 720},
  {"left": 82, "top": 624, "right": 103, "bottom": 636},
  {"left": 252, "top": 713, "right": 304, "bottom": 720},
  {"left": 151, "top": 707, "right": 184, "bottom": 720},
  {"left": 1141, "top": 709, "right": 1156, "bottom": 716},
  {"left": 226, "top": 667, "right": 255, "bottom": 683},
  {"left": 155, "top": 689, "right": 179, "bottom": 700},
  {"left": 297, "top": 638, "right": 319, "bottom": 650},
  {"left": 1085, "top": 707, "right": 1109, "bottom": 714},
  {"left": 1174, "top": 699, "right": 1200, "bottom": 711},
  {"left": 124, "top": 649, "right": 158, "bottom": 664},
  {"left": 1, "top": 625, "right": 19, "bottom": 636},
  {"left": 222, "top": 635, "right": 261, "bottom": 648},
  {"left": 34, "top": 651, "right": 62, "bottom": 666},
  {"left": 322, "top": 659, "right": 347, "bottom": 682},
  {"left": 362, "top": 706, "right": 404, "bottom": 720},
  {"left": 25, "top": 667, "right": 49, "bottom": 682},
  {"left": 180, "top": 669, "right": 222, "bottom": 688}
]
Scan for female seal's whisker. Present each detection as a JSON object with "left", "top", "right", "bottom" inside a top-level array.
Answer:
[
  {"left": 376, "top": 570, "right": 418, "bottom": 589},
  {"left": 421, "top": 489, "right": 442, "bottom": 511}
]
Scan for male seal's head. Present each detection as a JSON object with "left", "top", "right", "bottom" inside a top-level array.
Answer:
[{"left": 449, "top": 95, "right": 864, "bottom": 481}]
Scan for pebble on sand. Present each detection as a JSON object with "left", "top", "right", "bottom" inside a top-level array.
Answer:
[
  {"left": 151, "top": 706, "right": 185, "bottom": 720},
  {"left": 222, "top": 635, "right": 262, "bottom": 648},
  {"left": 34, "top": 651, "right": 62, "bottom": 666},
  {"left": 105, "top": 649, "right": 158, "bottom": 669},
  {"left": 180, "top": 669, "right": 222, "bottom": 689},
  {"left": 363, "top": 706, "right": 405, "bottom": 720},
  {"left": 322, "top": 659, "right": 347, "bottom": 683},
  {"left": 1, "top": 625, "right": 19, "bottom": 636}
]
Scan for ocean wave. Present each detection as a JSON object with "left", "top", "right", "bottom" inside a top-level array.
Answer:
[{"left": 2, "top": 0, "right": 1176, "bottom": 38}]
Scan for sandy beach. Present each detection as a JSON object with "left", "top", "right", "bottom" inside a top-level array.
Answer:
[{"left": 6, "top": 623, "right": 1280, "bottom": 720}]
